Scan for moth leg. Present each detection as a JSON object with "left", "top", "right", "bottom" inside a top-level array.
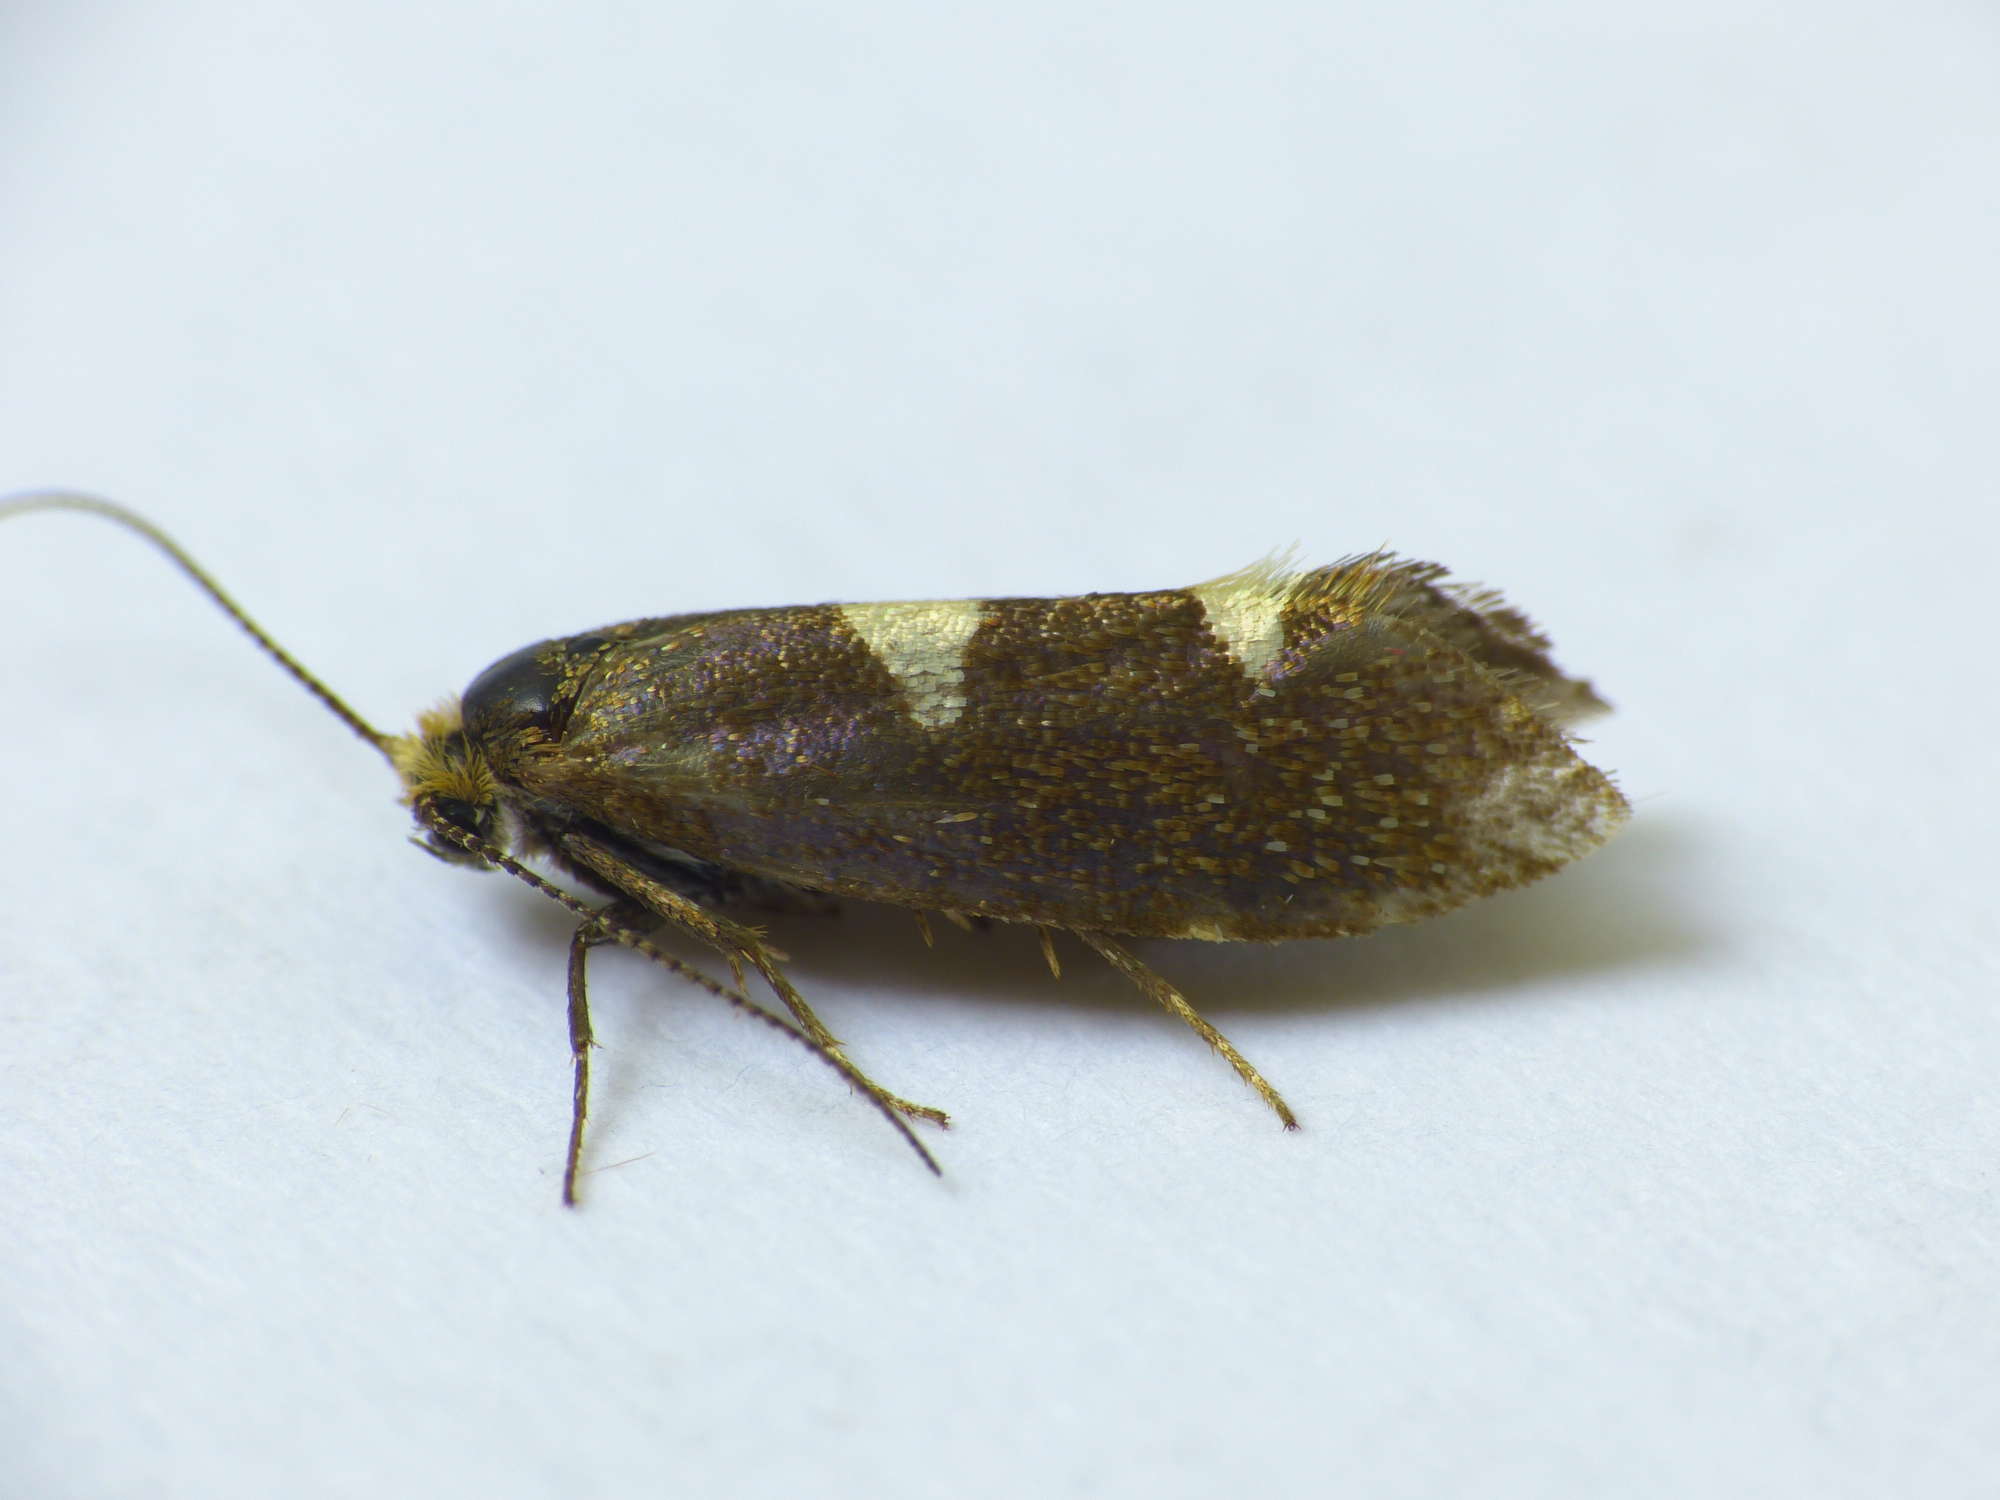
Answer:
[
  {"left": 561, "top": 915, "right": 603, "bottom": 1207},
  {"left": 561, "top": 898, "right": 684, "bottom": 1204},
  {"left": 562, "top": 833, "right": 950, "bottom": 1128},
  {"left": 1076, "top": 932, "right": 1299, "bottom": 1130},
  {"left": 581, "top": 844, "right": 840, "bottom": 1047}
]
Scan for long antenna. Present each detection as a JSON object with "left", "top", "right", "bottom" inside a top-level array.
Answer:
[{"left": 0, "top": 490, "right": 394, "bottom": 758}]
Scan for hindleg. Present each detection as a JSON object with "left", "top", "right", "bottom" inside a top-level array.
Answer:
[{"left": 1075, "top": 932, "right": 1298, "bottom": 1129}]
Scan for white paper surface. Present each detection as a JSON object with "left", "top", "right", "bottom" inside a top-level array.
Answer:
[{"left": 3, "top": 5, "right": 1996, "bottom": 1497}]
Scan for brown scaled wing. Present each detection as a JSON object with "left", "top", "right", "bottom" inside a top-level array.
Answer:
[{"left": 500, "top": 558, "right": 1628, "bottom": 941}]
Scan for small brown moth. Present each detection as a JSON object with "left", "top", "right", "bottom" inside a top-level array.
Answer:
[{"left": 4, "top": 492, "right": 1628, "bottom": 1202}]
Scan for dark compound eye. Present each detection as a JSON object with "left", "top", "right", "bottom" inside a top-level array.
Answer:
[
  {"left": 427, "top": 795, "right": 485, "bottom": 836},
  {"left": 412, "top": 795, "right": 499, "bottom": 867}
]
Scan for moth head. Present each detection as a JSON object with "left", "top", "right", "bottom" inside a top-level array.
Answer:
[{"left": 388, "top": 701, "right": 506, "bottom": 866}]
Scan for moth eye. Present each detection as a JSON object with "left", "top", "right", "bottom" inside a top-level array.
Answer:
[
  {"left": 427, "top": 794, "right": 483, "bottom": 831},
  {"left": 412, "top": 795, "right": 499, "bottom": 867}
]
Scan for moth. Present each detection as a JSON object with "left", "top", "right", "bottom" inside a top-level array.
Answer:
[{"left": 4, "top": 492, "right": 1628, "bottom": 1203}]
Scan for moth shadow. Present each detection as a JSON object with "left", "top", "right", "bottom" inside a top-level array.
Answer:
[
  {"left": 493, "top": 820, "right": 1698, "bottom": 1165},
  {"left": 656, "top": 814, "right": 1702, "bottom": 1027}
]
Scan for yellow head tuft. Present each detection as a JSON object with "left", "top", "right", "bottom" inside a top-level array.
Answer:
[{"left": 386, "top": 699, "right": 498, "bottom": 808}]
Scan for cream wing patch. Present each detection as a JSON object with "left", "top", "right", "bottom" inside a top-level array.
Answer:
[
  {"left": 839, "top": 599, "right": 985, "bottom": 729},
  {"left": 1191, "top": 557, "right": 1299, "bottom": 680},
  {"left": 1455, "top": 750, "right": 1631, "bottom": 872}
]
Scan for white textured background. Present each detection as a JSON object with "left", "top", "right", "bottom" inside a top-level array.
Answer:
[{"left": 3, "top": 5, "right": 1995, "bottom": 1497}]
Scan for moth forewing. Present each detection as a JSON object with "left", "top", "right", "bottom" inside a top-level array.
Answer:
[
  {"left": 6, "top": 493, "right": 1627, "bottom": 1204},
  {"left": 464, "top": 557, "right": 1625, "bottom": 944}
]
